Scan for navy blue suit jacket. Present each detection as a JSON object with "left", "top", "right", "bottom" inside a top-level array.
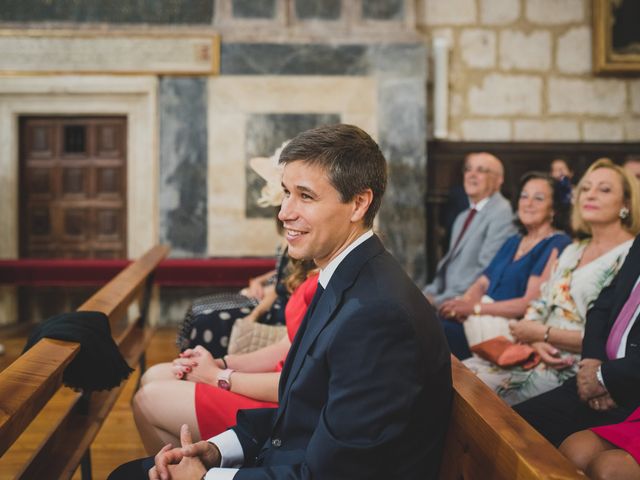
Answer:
[{"left": 231, "top": 235, "right": 452, "bottom": 479}]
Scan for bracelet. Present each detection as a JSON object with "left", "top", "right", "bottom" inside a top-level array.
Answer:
[
  {"left": 543, "top": 326, "right": 552, "bottom": 343},
  {"left": 473, "top": 303, "right": 482, "bottom": 315},
  {"left": 221, "top": 355, "right": 228, "bottom": 369}
]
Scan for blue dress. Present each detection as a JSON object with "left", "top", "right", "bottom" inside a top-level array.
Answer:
[
  {"left": 484, "top": 233, "right": 572, "bottom": 301},
  {"left": 443, "top": 232, "right": 571, "bottom": 359}
]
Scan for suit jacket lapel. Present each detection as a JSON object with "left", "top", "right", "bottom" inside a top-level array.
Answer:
[
  {"left": 609, "top": 237, "right": 640, "bottom": 328},
  {"left": 450, "top": 208, "right": 484, "bottom": 257},
  {"left": 275, "top": 235, "right": 385, "bottom": 426}
]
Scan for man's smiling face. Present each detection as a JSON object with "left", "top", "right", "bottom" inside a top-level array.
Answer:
[{"left": 278, "top": 160, "right": 361, "bottom": 269}]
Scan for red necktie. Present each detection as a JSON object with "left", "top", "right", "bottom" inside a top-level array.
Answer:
[
  {"left": 451, "top": 208, "right": 477, "bottom": 252},
  {"left": 606, "top": 280, "right": 640, "bottom": 359}
]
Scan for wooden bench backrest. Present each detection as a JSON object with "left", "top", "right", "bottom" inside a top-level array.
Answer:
[
  {"left": 439, "top": 357, "right": 587, "bottom": 480},
  {"left": 0, "top": 245, "right": 169, "bottom": 478}
]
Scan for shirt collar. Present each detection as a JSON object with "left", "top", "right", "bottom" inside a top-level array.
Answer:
[
  {"left": 318, "top": 230, "right": 374, "bottom": 289},
  {"left": 471, "top": 195, "right": 491, "bottom": 212}
]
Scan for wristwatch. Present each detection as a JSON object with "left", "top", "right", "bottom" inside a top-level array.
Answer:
[
  {"left": 473, "top": 303, "right": 482, "bottom": 315},
  {"left": 217, "top": 368, "right": 234, "bottom": 391}
]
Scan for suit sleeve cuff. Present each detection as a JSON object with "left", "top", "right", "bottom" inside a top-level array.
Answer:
[
  {"left": 204, "top": 468, "right": 239, "bottom": 480},
  {"left": 209, "top": 430, "right": 244, "bottom": 468}
]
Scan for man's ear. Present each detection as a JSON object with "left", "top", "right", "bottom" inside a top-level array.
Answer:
[{"left": 350, "top": 189, "right": 374, "bottom": 223}]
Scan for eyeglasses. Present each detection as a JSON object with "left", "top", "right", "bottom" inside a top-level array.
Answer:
[{"left": 463, "top": 165, "right": 495, "bottom": 175}]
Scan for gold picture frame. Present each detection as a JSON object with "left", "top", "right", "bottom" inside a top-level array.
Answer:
[{"left": 593, "top": 0, "right": 640, "bottom": 74}]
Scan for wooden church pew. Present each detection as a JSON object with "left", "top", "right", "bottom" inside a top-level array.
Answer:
[
  {"left": 439, "top": 356, "right": 587, "bottom": 480},
  {"left": 0, "top": 244, "right": 169, "bottom": 479}
]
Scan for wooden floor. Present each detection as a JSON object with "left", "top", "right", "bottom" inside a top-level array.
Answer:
[{"left": 0, "top": 329, "right": 178, "bottom": 480}]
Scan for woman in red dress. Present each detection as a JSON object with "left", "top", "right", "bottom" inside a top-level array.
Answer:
[
  {"left": 560, "top": 407, "right": 640, "bottom": 479},
  {"left": 133, "top": 268, "right": 318, "bottom": 454}
]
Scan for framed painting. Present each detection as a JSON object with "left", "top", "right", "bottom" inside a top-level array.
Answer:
[{"left": 593, "top": 0, "right": 640, "bottom": 74}]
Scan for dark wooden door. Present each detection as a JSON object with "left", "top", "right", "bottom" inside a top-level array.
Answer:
[{"left": 19, "top": 117, "right": 127, "bottom": 258}]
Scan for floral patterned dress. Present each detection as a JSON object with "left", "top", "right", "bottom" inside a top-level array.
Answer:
[{"left": 464, "top": 238, "right": 633, "bottom": 405}]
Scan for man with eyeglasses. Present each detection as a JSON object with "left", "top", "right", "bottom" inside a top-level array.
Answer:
[{"left": 424, "top": 152, "right": 515, "bottom": 308}]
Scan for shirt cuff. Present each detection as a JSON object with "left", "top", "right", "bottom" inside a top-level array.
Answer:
[
  {"left": 596, "top": 365, "right": 607, "bottom": 390},
  {"left": 209, "top": 430, "right": 244, "bottom": 468},
  {"left": 204, "top": 468, "right": 240, "bottom": 480}
]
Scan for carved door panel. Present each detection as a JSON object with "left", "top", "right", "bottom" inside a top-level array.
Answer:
[{"left": 20, "top": 117, "right": 127, "bottom": 258}]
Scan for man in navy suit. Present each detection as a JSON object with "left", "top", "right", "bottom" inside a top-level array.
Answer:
[
  {"left": 109, "top": 124, "right": 452, "bottom": 480},
  {"left": 515, "top": 234, "right": 640, "bottom": 447}
]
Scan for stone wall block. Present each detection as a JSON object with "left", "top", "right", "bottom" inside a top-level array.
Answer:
[
  {"left": 480, "top": 0, "right": 520, "bottom": 25},
  {"left": 461, "top": 119, "right": 511, "bottom": 140},
  {"left": 469, "top": 73, "right": 542, "bottom": 115},
  {"left": 525, "top": 0, "right": 585, "bottom": 25},
  {"left": 499, "top": 30, "right": 551, "bottom": 71},
  {"left": 423, "top": 0, "right": 476, "bottom": 25},
  {"left": 631, "top": 81, "right": 640, "bottom": 114},
  {"left": 556, "top": 26, "right": 591, "bottom": 74},
  {"left": 514, "top": 119, "right": 580, "bottom": 141},
  {"left": 548, "top": 78, "right": 627, "bottom": 116},
  {"left": 625, "top": 120, "right": 640, "bottom": 141},
  {"left": 460, "top": 29, "right": 496, "bottom": 69},
  {"left": 582, "top": 121, "right": 624, "bottom": 141}
]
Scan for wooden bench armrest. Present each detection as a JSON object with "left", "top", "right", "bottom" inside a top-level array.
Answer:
[
  {"left": 440, "top": 357, "right": 587, "bottom": 480},
  {"left": 0, "top": 339, "right": 80, "bottom": 457},
  {"left": 0, "top": 244, "right": 169, "bottom": 464},
  {"left": 78, "top": 245, "right": 169, "bottom": 325}
]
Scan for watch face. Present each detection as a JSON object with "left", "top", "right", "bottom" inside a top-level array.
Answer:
[{"left": 218, "top": 379, "right": 231, "bottom": 391}]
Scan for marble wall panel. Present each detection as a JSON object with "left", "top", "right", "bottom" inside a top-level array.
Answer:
[
  {"left": 221, "top": 44, "right": 369, "bottom": 75},
  {"left": 245, "top": 113, "right": 340, "bottom": 218},
  {"left": 0, "top": 0, "right": 214, "bottom": 23},
  {"left": 362, "top": 0, "right": 405, "bottom": 20},
  {"left": 377, "top": 77, "right": 427, "bottom": 283},
  {"left": 208, "top": 76, "right": 377, "bottom": 258},
  {"left": 232, "top": 0, "right": 276, "bottom": 19},
  {"left": 214, "top": 42, "right": 427, "bottom": 280},
  {"left": 159, "top": 77, "right": 208, "bottom": 257},
  {"left": 295, "top": 0, "right": 341, "bottom": 20}
]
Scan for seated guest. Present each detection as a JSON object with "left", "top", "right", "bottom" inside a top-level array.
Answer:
[
  {"left": 514, "top": 233, "right": 640, "bottom": 448},
  {"left": 465, "top": 158, "right": 639, "bottom": 405},
  {"left": 178, "top": 144, "right": 290, "bottom": 357},
  {"left": 133, "top": 261, "right": 317, "bottom": 454},
  {"left": 550, "top": 157, "right": 574, "bottom": 183},
  {"left": 439, "top": 172, "right": 572, "bottom": 359},
  {"left": 560, "top": 407, "right": 640, "bottom": 480},
  {"left": 424, "top": 152, "right": 516, "bottom": 307},
  {"left": 624, "top": 154, "right": 640, "bottom": 183},
  {"left": 110, "top": 124, "right": 451, "bottom": 480},
  {"left": 549, "top": 157, "right": 575, "bottom": 204}
]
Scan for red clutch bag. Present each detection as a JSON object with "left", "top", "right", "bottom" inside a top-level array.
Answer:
[{"left": 470, "top": 335, "right": 541, "bottom": 370}]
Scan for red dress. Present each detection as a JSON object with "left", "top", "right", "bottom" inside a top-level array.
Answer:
[
  {"left": 592, "top": 407, "right": 640, "bottom": 463},
  {"left": 195, "top": 273, "right": 319, "bottom": 439}
]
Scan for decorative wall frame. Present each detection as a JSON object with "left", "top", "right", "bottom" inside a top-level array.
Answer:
[
  {"left": 0, "top": 29, "right": 220, "bottom": 76},
  {"left": 593, "top": 0, "right": 640, "bottom": 74}
]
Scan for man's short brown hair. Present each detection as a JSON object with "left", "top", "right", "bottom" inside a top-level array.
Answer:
[{"left": 278, "top": 124, "right": 387, "bottom": 228}]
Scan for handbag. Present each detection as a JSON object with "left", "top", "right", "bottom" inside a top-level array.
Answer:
[
  {"left": 470, "top": 335, "right": 541, "bottom": 370},
  {"left": 462, "top": 296, "right": 514, "bottom": 346},
  {"left": 227, "top": 316, "right": 287, "bottom": 355},
  {"left": 177, "top": 292, "right": 258, "bottom": 356}
]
